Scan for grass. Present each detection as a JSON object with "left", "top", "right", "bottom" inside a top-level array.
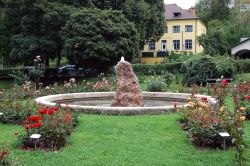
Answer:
[
  {"left": 235, "top": 72, "right": 250, "bottom": 81},
  {"left": 0, "top": 72, "right": 249, "bottom": 165},
  {"left": 0, "top": 114, "right": 249, "bottom": 165},
  {"left": 0, "top": 80, "right": 12, "bottom": 89}
]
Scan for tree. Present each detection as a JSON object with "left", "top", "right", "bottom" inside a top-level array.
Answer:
[
  {"left": 197, "top": 20, "right": 250, "bottom": 55},
  {"left": 47, "top": 0, "right": 93, "bottom": 7},
  {"left": 92, "top": 0, "right": 165, "bottom": 49},
  {"left": 61, "top": 8, "right": 139, "bottom": 71},
  {"left": 196, "top": 0, "right": 232, "bottom": 24}
]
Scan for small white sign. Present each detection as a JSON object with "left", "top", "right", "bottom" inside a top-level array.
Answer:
[
  {"left": 219, "top": 132, "right": 230, "bottom": 137},
  {"left": 30, "top": 134, "right": 41, "bottom": 139},
  {"left": 0, "top": 112, "right": 3, "bottom": 115}
]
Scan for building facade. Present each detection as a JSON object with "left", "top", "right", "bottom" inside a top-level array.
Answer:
[{"left": 140, "top": 4, "right": 207, "bottom": 64}]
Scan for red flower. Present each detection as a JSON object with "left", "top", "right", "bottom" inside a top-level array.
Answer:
[
  {"left": 173, "top": 102, "right": 177, "bottom": 109},
  {"left": 27, "top": 115, "right": 35, "bottom": 122},
  {"left": 201, "top": 97, "right": 208, "bottom": 103},
  {"left": 220, "top": 79, "right": 228, "bottom": 87},
  {"left": 0, "top": 150, "right": 7, "bottom": 158},
  {"left": 48, "top": 108, "right": 55, "bottom": 115},
  {"left": 246, "top": 96, "right": 250, "bottom": 100},
  {"left": 27, "top": 115, "right": 41, "bottom": 122},
  {"left": 64, "top": 114, "right": 71, "bottom": 122},
  {"left": 35, "top": 122, "right": 42, "bottom": 128},
  {"left": 25, "top": 124, "right": 30, "bottom": 130},
  {"left": 35, "top": 116, "right": 41, "bottom": 122},
  {"left": 38, "top": 108, "right": 48, "bottom": 114}
]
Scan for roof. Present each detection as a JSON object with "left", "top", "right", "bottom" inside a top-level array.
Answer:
[
  {"left": 231, "top": 37, "right": 250, "bottom": 49},
  {"left": 165, "top": 4, "right": 198, "bottom": 20}
]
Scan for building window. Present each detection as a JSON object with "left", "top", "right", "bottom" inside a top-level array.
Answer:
[
  {"left": 185, "top": 25, "right": 193, "bottom": 32},
  {"left": 173, "top": 40, "right": 180, "bottom": 50},
  {"left": 173, "top": 26, "right": 180, "bottom": 33},
  {"left": 148, "top": 42, "right": 155, "bottom": 50},
  {"left": 163, "top": 26, "right": 168, "bottom": 33},
  {"left": 185, "top": 40, "right": 192, "bottom": 50}
]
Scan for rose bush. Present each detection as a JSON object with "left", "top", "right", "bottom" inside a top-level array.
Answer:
[
  {"left": 19, "top": 105, "right": 78, "bottom": 150},
  {"left": 178, "top": 96, "right": 232, "bottom": 148},
  {"left": 0, "top": 99, "right": 37, "bottom": 125}
]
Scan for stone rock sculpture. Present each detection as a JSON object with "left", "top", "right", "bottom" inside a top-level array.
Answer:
[{"left": 111, "top": 57, "right": 144, "bottom": 107}]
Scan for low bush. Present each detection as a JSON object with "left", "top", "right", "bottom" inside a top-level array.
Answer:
[
  {"left": 146, "top": 81, "right": 166, "bottom": 92},
  {"left": 163, "top": 72, "right": 174, "bottom": 86},
  {"left": 19, "top": 105, "right": 78, "bottom": 150},
  {"left": 235, "top": 59, "right": 250, "bottom": 73},
  {"left": 234, "top": 81, "right": 250, "bottom": 120},
  {"left": 181, "top": 55, "right": 236, "bottom": 86},
  {"left": 145, "top": 75, "right": 166, "bottom": 92},
  {"left": 213, "top": 56, "right": 236, "bottom": 78},
  {"left": 178, "top": 96, "right": 232, "bottom": 148},
  {"left": 181, "top": 55, "right": 218, "bottom": 86},
  {"left": 0, "top": 99, "right": 36, "bottom": 125}
]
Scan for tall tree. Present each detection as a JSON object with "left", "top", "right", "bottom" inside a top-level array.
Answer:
[
  {"left": 61, "top": 8, "right": 139, "bottom": 70},
  {"left": 196, "top": 0, "right": 232, "bottom": 23},
  {"left": 92, "top": 0, "right": 165, "bottom": 49}
]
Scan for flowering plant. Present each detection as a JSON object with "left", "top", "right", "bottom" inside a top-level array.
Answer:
[
  {"left": 20, "top": 104, "right": 78, "bottom": 150},
  {"left": 0, "top": 99, "right": 37, "bottom": 125},
  {"left": 178, "top": 96, "right": 232, "bottom": 148},
  {"left": 0, "top": 148, "right": 8, "bottom": 165}
]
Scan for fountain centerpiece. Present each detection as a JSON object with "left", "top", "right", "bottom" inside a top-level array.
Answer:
[
  {"left": 111, "top": 57, "right": 144, "bottom": 107},
  {"left": 35, "top": 58, "right": 217, "bottom": 115}
]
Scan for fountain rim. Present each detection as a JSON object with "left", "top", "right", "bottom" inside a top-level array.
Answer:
[{"left": 35, "top": 92, "right": 217, "bottom": 115}]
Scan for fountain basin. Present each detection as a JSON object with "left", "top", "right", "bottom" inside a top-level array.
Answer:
[{"left": 35, "top": 92, "right": 217, "bottom": 115}]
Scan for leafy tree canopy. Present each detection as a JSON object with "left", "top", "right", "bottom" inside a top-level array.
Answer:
[{"left": 61, "top": 8, "right": 139, "bottom": 70}]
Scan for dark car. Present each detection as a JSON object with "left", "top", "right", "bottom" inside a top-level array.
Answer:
[{"left": 58, "top": 65, "right": 80, "bottom": 76}]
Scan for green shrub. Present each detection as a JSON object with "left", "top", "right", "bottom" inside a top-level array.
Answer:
[
  {"left": 163, "top": 72, "right": 174, "bottom": 86},
  {"left": 235, "top": 59, "right": 250, "bottom": 73},
  {"left": 181, "top": 55, "right": 218, "bottom": 86},
  {"left": 181, "top": 55, "right": 236, "bottom": 86},
  {"left": 146, "top": 81, "right": 166, "bottom": 92},
  {"left": 144, "top": 75, "right": 166, "bottom": 92},
  {"left": 178, "top": 97, "right": 232, "bottom": 148},
  {"left": 132, "top": 62, "right": 183, "bottom": 75},
  {"left": 0, "top": 99, "right": 36, "bottom": 125},
  {"left": 19, "top": 105, "right": 78, "bottom": 150},
  {"left": 213, "top": 56, "right": 236, "bottom": 78}
]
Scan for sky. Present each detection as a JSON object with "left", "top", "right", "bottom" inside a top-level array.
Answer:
[{"left": 164, "top": 0, "right": 198, "bottom": 9}]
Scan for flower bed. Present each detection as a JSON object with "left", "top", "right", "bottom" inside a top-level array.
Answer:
[
  {"left": 178, "top": 96, "right": 232, "bottom": 148},
  {"left": 19, "top": 105, "right": 78, "bottom": 150}
]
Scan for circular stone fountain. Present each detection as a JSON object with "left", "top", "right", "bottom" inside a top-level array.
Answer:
[
  {"left": 35, "top": 92, "right": 216, "bottom": 115},
  {"left": 35, "top": 57, "right": 216, "bottom": 115}
]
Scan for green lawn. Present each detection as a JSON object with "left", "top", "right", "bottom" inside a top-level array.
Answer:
[
  {"left": 1, "top": 114, "right": 249, "bottom": 166},
  {"left": 235, "top": 73, "right": 250, "bottom": 81}
]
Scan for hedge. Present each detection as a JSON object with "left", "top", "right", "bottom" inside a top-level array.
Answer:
[
  {"left": 0, "top": 68, "right": 58, "bottom": 79},
  {"left": 132, "top": 62, "right": 183, "bottom": 75},
  {"left": 235, "top": 60, "right": 250, "bottom": 73}
]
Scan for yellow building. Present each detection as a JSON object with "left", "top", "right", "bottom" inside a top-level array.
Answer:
[{"left": 140, "top": 4, "right": 207, "bottom": 64}]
